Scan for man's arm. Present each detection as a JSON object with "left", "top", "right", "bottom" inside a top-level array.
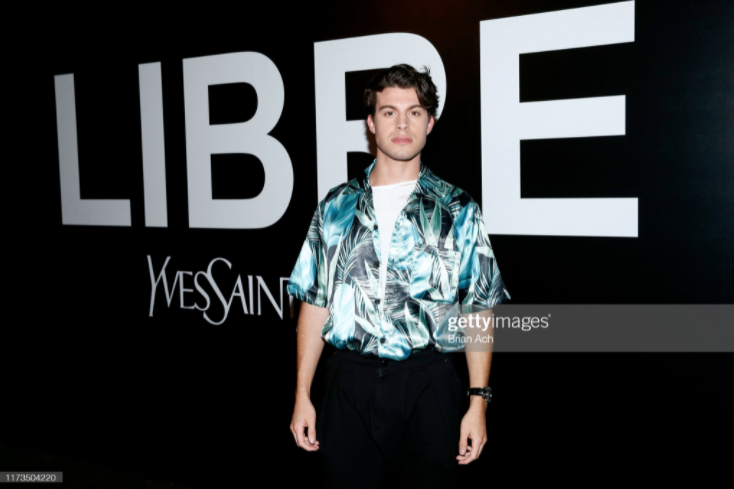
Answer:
[
  {"left": 457, "top": 307, "right": 494, "bottom": 465},
  {"left": 290, "top": 301, "right": 330, "bottom": 451}
]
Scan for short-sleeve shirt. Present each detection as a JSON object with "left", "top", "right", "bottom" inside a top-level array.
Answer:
[{"left": 286, "top": 160, "right": 511, "bottom": 360}]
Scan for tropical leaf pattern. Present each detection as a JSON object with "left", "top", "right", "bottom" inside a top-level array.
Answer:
[{"left": 287, "top": 160, "right": 511, "bottom": 360}]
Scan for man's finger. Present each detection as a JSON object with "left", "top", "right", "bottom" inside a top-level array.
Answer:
[
  {"left": 296, "top": 421, "right": 316, "bottom": 451},
  {"left": 458, "top": 430, "right": 469, "bottom": 456},
  {"left": 476, "top": 437, "right": 487, "bottom": 459},
  {"left": 303, "top": 420, "right": 320, "bottom": 451},
  {"left": 460, "top": 436, "right": 479, "bottom": 464},
  {"left": 307, "top": 419, "right": 317, "bottom": 445},
  {"left": 457, "top": 441, "right": 472, "bottom": 460},
  {"left": 290, "top": 424, "right": 299, "bottom": 446}
]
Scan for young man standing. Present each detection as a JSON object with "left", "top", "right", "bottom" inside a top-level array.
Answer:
[{"left": 287, "top": 64, "right": 510, "bottom": 488}]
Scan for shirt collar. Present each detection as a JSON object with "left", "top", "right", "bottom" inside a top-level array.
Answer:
[{"left": 353, "top": 158, "right": 432, "bottom": 196}]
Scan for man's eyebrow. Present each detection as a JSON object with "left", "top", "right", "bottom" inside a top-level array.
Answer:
[{"left": 378, "top": 104, "right": 425, "bottom": 111}]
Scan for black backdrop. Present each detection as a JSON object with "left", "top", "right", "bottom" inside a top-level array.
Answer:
[{"left": 5, "top": 0, "right": 733, "bottom": 486}]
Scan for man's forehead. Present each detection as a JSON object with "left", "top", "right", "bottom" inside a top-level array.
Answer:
[{"left": 376, "top": 86, "right": 421, "bottom": 107}]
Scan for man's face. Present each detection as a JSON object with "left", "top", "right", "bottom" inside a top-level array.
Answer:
[{"left": 367, "top": 87, "right": 435, "bottom": 163}]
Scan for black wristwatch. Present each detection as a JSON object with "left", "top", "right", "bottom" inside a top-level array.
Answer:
[{"left": 467, "top": 387, "right": 492, "bottom": 405}]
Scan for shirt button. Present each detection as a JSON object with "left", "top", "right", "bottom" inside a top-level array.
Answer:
[
  {"left": 375, "top": 299, "right": 381, "bottom": 305},
  {"left": 380, "top": 337, "right": 386, "bottom": 344},
  {"left": 373, "top": 224, "right": 378, "bottom": 230}
]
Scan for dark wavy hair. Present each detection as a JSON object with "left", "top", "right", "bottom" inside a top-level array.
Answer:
[{"left": 364, "top": 64, "right": 440, "bottom": 120}]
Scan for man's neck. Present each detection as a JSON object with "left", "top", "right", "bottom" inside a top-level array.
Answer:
[{"left": 369, "top": 152, "right": 420, "bottom": 187}]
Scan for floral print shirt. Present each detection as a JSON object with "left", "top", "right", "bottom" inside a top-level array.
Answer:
[{"left": 287, "top": 160, "right": 511, "bottom": 360}]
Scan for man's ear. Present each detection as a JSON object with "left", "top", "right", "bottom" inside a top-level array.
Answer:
[
  {"left": 367, "top": 114, "right": 376, "bottom": 134},
  {"left": 426, "top": 115, "right": 436, "bottom": 135}
]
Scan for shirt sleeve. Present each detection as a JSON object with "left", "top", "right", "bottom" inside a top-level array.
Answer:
[
  {"left": 455, "top": 201, "right": 511, "bottom": 313},
  {"left": 286, "top": 204, "right": 329, "bottom": 308}
]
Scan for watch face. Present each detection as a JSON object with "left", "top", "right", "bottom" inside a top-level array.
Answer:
[{"left": 479, "top": 387, "right": 491, "bottom": 404}]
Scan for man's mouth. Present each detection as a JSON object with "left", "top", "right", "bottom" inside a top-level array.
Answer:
[{"left": 392, "top": 136, "right": 413, "bottom": 145}]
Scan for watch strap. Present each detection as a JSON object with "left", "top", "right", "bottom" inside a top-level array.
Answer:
[{"left": 467, "top": 387, "right": 492, "bottom": 405}]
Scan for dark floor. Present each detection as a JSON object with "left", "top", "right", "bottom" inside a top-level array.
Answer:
[{"left": 0, "top": 443, "right": 190, "bottom": 488}]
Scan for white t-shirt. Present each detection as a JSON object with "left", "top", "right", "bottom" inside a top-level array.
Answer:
[{"left": 371, "top": 179, "right": 418, "bottom": 297}]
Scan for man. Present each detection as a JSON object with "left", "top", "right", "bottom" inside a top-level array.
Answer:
[{"left": 287, "top": 64, "right": 510, "bottom": 488}]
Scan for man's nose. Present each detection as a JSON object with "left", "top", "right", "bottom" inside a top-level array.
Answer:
[{"left": 397, "top": 114, "right": 409, "bottom": 130}]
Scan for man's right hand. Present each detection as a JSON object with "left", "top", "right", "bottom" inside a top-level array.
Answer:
[
  {"left": 290, "top": 394, "right": 320, "bottom": 451},
  {"left": 290, "top": 301, "right": 329, "bottom": 452}
]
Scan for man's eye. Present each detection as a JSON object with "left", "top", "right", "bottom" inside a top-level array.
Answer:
[{"left": 385, "top": 111, "right": 393, "bottom": 116}]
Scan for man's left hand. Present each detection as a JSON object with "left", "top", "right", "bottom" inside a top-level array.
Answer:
[{"left": 456, "top": 399, "right": 487, "bottom": 464}]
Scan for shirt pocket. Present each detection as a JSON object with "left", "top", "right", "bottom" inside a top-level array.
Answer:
[{"left": 409, "top": 243, "right": 460, "bottom": 303}]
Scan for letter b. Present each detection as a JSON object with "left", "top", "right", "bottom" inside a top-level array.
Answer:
[{"left": 183, "top": 52, "right": 293, "bottom": 228}]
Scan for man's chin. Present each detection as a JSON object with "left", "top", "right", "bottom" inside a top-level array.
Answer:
[{"left": 377, "top": 145, "right": 421, "bottom": 162}]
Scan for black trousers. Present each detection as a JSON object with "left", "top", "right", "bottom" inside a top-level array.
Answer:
[{"left": 316, "top": 348, "right": 466, "bottom": 489}]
